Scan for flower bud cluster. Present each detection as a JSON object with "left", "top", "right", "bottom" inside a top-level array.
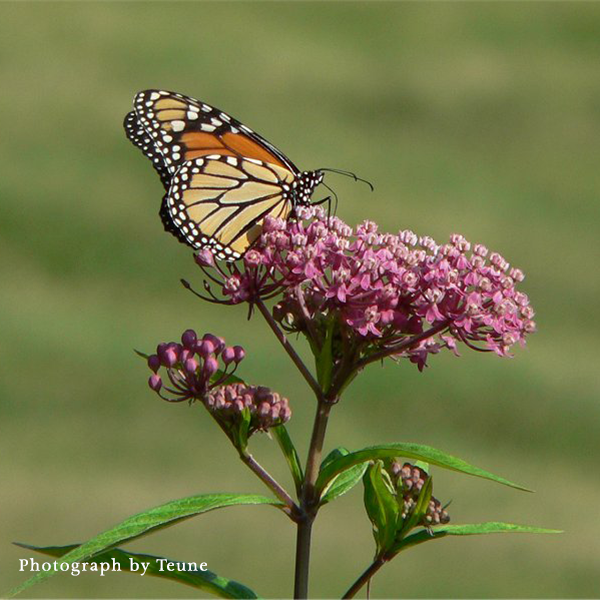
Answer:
[
  {"left": 146, "top": 329, "right": 245, "bottom": 403},
  {"left": 206, "top": 383, "right": 291, "bottom": 432},
  {"left": 145, "top": 329, "right": 291, "bottom": 438},
  {"left": 193, "top": 206, "right": 536, "bottom": 370},
  {"left": 391, "top": 461, "right": 450, "bottom": 527}
]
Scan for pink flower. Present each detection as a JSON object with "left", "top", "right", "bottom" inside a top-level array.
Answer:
[{"left": 191, "top": 207, "right": 536, "bottom": 370}]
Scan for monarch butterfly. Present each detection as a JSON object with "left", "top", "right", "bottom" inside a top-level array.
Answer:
[{"left": 124, "top": 90, "right": 324, "bottom": 260}]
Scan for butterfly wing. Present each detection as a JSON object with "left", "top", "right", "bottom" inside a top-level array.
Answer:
[
  {"left": 123, "top": 111, "right": 171, "bottom": 190},
  {"left": 124, "top": 111, "right": 191, "bottom": 244},
  {"left": 166, "top": 155, "right": 295, "bottom": 260},
  {"left": 132, "top": 89, "right": 300, "bottom": 178}
]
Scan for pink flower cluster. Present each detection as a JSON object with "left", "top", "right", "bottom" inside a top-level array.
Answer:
[
  {"left": 195, "top": 207, "right": 535, "bottom": 369},
  {"left": 391, "top": 461, "right": 450, "bottom": 527},
  {"left": 147, "top": 329, "right": 245, "bottom": 403}
]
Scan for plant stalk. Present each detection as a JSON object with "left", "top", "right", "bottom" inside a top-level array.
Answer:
[
  {"left": 239, "top": 451, "right": 299, "bottom": 519},
  {"left": 255, "top": 298, "right": 324, "bottom": 401},
  {"left": 294, "top": 400, "right": 333, "bottom": 598},
  {"left": 293, "top": 512, "right": 314, "bottom": 599},
  {"left": 342, "top": 555, "right": 387, "bottom": 599}
]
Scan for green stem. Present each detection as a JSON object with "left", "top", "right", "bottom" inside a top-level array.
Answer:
[
  {"left": 342, "top": 555, "right": 387, "bottom": 599},
  {"left": 293, "top": 512, "right": 314, "bottom": 599},
  {"left": 294, "top": 400, "right": 333, "bottom": 598},
  {"left": 255, "top": 298, "right": 324, "bottom": 401},
  {"left": 239, "top": 450, "right": 299, "bottom": 520},
  {"left": 255, "top": 298, "right": 337, "bottom": 598}
]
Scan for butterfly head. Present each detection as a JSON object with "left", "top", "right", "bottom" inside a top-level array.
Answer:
[{"left": 294, "top": 170, "right": 324, "bottom": 206}]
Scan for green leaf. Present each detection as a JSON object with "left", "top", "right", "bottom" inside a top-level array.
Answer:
[
  {"left": 7, "top": 493, "right": 282, "bottom": 598},
  {"left": 231, "top": 407, "right": 251, "bottom": 451},
  {"left": 362, "top": 462, "right": 400, "bottom": 553},
  {"left": 396, "top": 475, "right": 433, "bottom": 541},
  {"left": 134, "top": 348, "right": 150, "bottom": 359},
  {"left": 211, "top": 369, "right": 244, "bottom": 386},
  {"left": 272, "top": 425, "right": 303, "bottom": 496},
  {"left": 14, "top": 543, "right": 261, "bottom": 599},
  {"left": 321, "top": 446, "right": 349, "bottom": 469},
  {"left": 415, "top": 461, "right": 430, "bottom": 474},
  {"left": 392, "top": 522, "right": 562, "bottom": 554},
  {"left": 320, "top": 448, "right": 367, "bottom": 505},
  {"left": 321, "top": 462, "right": 368, "bottom": 505},
  {"left": 315, "top": 443, "right": 531, "bottom": 496}
]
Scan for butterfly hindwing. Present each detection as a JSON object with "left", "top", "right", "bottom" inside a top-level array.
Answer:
[{"left": 166, "top": 155, "right": 295, "bottom": 260}]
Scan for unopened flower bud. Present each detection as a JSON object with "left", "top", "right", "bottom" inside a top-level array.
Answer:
[
  {"left": 233, "top": 346, "right": 246, "bottom": 363},
  {"left": 158, "top": 344, "right": 178, "bottom": 368},
  {"left": 203, "top": 356, "right": 219, "bottom": 377},
  {"left": 147, "top": 354, "right": 160, "bottom": 373},
  {"left": 222, "top": 347, "right": 236, "bottom": 365},
  {"left": 195, "top": 249, "right": 215, "bottom": 267},
  {"left": 202, "top": 334, "right": 225, "bottom": 354},
  {"left": 181, "top": 329, "right": 197, "bottom": 349},
  {"left": 148, "top": 374, "right": 162, "bottom": 392},
  {"left": 196, "top": 339, "right": 215, "bottom": 357},
  {"left": 184, "top": 358, "right": 199, "bottom": 374}
]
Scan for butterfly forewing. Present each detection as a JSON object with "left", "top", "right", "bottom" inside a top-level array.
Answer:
[
  {"left": 123, "top": 111, "right": 171, "bottom": 190},
  {"left": 132, "top": 90, "right": 299, "bottom": 176}
]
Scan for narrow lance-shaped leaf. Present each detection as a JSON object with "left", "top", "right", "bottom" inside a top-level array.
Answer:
[
  {"left": 7, "top": 493, "right": 282, "bottom": 598},
  {"left": 362, "top": 462, "right": 399, "bottom": 553},
  {"left": 392, "top": 522, "right": 562, "bottom": 555},
  {"left": 272, "top": 425, "right": 303, "bottom": 496},
  {"left": 321, "top": 461, "right": 368, "bottom": 505},
  {"left": 396, "top": 474, "right": 433, "bottom": 542},
  {"left": 321, "top": 447, "right": 368, "bottom": 503},
  {"left": 316, "top": 443, "right": 530, "bottom": 496},
  {"left": 14, "top": 543, "right": 261, "bottom": 600}
]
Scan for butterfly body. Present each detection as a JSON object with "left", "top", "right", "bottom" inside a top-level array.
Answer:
[{"left": 125, "top": 90, "right": 323, "bottom": 260}]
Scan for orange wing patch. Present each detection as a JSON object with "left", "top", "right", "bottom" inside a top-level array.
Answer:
[{"left": 222, "top": 132, "right": 286, "bottom": 168}]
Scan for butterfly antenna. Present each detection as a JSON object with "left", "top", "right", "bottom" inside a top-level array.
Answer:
[
  {"left": 320, "top": 167, "right": 374, "bottom": 192},
  {"left": 321, "top": 181, "right": 339, "bottom": 217}
]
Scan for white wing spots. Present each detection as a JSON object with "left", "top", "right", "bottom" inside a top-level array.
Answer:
[
  {"left": 201, "top": 104, "right": 211, "bottom": 112},
  {"left": 226, "top": 157, "right": 238, "bottom": 166},
  {"left": 171, "top": 120, "right": 185, "bottom": 132},
  {"left": 210, "top": 117, "right": 222, "bottom": 126},
  {"left": 187, "top": 111, "right": 199, "bottom": 120},
  {"left": 220, "top": 113, "right": 231, "bottom": 122},
  {"left": 200, "top": 124, "right": 216, "bottom": 132},
  {"left": 150, "top": 92, "right": 161, "bottom": 100},
  {"left": 163, "top": 134, "right": 173, "bottom": 143},
  {"left": 229, "top": 126, "right": 239, "bottom": 134}
]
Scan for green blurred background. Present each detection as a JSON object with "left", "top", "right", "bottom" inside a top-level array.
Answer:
[{"left": 1, "top": 2, "right": 599, "bottom": 597}]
